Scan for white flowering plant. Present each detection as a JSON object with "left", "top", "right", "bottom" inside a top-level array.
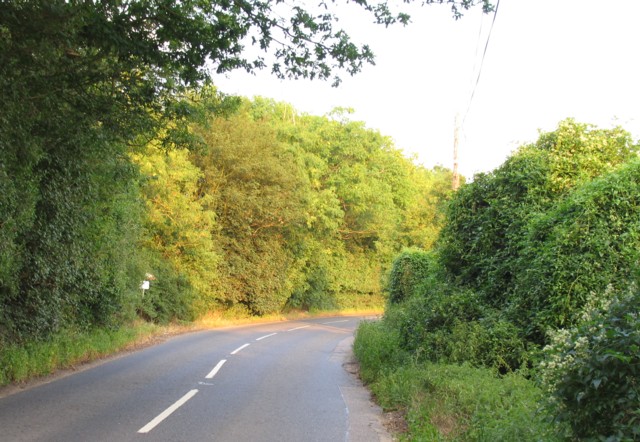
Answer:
[{"left": 539, "top": 285, "right": 640, "bottom": 440}]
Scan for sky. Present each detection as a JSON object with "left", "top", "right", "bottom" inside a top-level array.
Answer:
[{"left": 214, "top": 0, "right": 640, "bottom": 178}]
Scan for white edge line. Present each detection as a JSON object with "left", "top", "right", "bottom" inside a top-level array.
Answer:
[
  {"left": 230, "top": 343, "right": 250, "bottom": 355},
  {"left": 338, "top": 385, "right": 350, "bottom": 441},
  {"left": 287, "top": 325, "right": 310, "bottom": 332},
  {"left": 322, "top": 320, "right": 349, "bottom": 324},
  {"left": 205, "top": 359, "right": 227, "bottom": 379},
  {"left": 256, "top": 332, "right": 277, "bottom": 341},
  {"left": 138, "top": 389, "right": 199, "bottom": 434}
]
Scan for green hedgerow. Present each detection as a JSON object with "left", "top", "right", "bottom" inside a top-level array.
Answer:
[
  {"left": 387, "top": 249, "right": 438, "bottom": 304},
  {"left": 539, "top": 285, "right": 640, "bottom": 440}
]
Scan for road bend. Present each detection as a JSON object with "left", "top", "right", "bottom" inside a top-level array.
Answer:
[{"left": 0, "top": 316, "right": 391, "bottom": 442}]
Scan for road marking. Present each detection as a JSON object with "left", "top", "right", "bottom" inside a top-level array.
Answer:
[
  {"left": 205, "top": 359, "right": 227, "bottom": 379},
  {"left": 230, "top": 343, "right": 250, "bottom": 355},
  {"left": 287, "top": 325, "right": 310, "bottom": 332},
  {"left": 138, "top": 389, "right": 198, "bottom": 434},
  {"left": 256, "top": 332, "right": 277, "bottom": 341},
  {"left": 322, "top": 320, "right": 349, "bottom": 324}
]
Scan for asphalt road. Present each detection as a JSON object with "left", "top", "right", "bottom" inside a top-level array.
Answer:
[{"left": 0, "top": 316, "right": 391, "bottom": 442}]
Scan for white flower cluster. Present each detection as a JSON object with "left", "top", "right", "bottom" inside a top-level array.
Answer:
[
  {"left": 539, "top": 286, "right": 617, "bottom": 396},
  {"left": 538, "top": 284, "right": 639, "bottom": 438}
]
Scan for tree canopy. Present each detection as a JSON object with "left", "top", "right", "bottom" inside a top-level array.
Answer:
[{"left": 0, "top": 0, "right": 488, "bottom": 338}]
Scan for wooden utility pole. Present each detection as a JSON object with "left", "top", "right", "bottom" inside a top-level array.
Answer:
[{"left": 452, "top": 114, "right": 461, "bottom": 190}]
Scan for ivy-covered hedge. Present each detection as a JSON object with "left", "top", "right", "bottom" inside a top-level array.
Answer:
[
  {"left": 387, "top": 248, "right": 437, "bottom": 304},
  {"left": 384, "top": 259, "right": 529, "bottom": 372},
  {"left": 367, "top": 120, "right": 640, "bottom": 440},
  {"left": 513, "top": 158, "right": 640, "bottom": 338},
  {"left": 438, "top": 119, "right": 637, "bottom": 314}
]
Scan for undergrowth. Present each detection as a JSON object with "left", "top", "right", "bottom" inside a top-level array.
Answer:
[{"left": 354, "top": 320, "right": 561, "bottom": 441}]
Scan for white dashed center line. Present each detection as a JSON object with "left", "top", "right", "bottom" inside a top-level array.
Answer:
[
  {"left": 138, "top": 389, "right": 199, "bottom": 434},
  {"left": 256, "top": 332, "right": 277, "bottom": 341},
  {"left": 205, "top": 359, "right": 227, "bottom": 379},
  {"left": 230, "top": 343, "right": 250, "bottom": 355},
  {"left": 287, "top": 325, "right": 310, "bottom": 332},
  {"left": 135, "top": 318, "right": 359, "bottom": 436}
]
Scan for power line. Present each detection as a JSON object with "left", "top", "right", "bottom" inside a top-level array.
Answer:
[
  {"left": 462, "top": 0, "right": 501, "bottom": 127},
  {"left": 469, "top": 7, "right": 486, "bottom": 96}
]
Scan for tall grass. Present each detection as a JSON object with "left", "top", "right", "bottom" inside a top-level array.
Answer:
[
  {"left": 0, "top": 322, "right": 160, "bottom": 386},
  {"left": 354, "top": 320, "right": 561, "bottom": 441}
]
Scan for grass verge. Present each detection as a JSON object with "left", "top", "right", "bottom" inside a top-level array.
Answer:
[
  {"left": 354, "top": 320, "right": 560, "bottom": 441},
  {"left": 0, "top": 321, "right": 164, "bottom": 387}
]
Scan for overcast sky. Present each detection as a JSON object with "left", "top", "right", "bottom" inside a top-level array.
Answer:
[{"left": 214, "top": 0, "right": 640, "bottom": 178}]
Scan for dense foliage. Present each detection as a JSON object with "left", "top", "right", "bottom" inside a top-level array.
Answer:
[
  {"left": 439, "top": 120, "right": 636, "bottom": 312},
  {"left": 354, "top": 320, "right": 559, "bottom": 441},
  {"left": 355, "top": 119, "right": 640, "bottom": 440},
  {"left": 385, "top": 255, "right": 529, "bottom": 372},
  {"left": 540, "top": 286, "right": 640, "bottom": 440},
  {"left": 191, "top": 99, "right": 456, "bottom": 315},
  {"left": 514, "top": 158, "right": 640, "bottom": 337},
  {"left": 387, "top": 249, "right": 438, "bottom": 304},
  {"left": 1, "top": 0, "right": 483, "bottom": 343},
  {"left": 0, "top": 85, "right": 455, "bottom": 343}
]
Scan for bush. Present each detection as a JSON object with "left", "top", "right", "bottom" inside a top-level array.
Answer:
[
  {"left": 367, "top": 362, "right": 560, "bottom": 441},
  {"left": 353, "top": 320, "right": 408, "bottom": 384},
  {"left": 437, "top": 147, "right": 553, "bottom": 305},
  {"left": 136, "top": 252, "right": 198, "bottom": 323},
  {"left": 446, "top": 316, "right": 529, "bottom": 374},
  {"left": 387, "top": 248, "right": 437, "bottom": 304},
  {"left": 438, "top": 120, "right": 637, "bottom": 312},
  {"left": 384, "top": 282, "right": 529, "bottom": 372},
  {"left": 286, "top": 253, "right": 338, "bottom": 312},
  {"left": 513, "top": 158, "right": 640, "bottom": 338},
  {"left": 539, "top": 286, "right": 640, "bottom": 440},
  {"left": 387, "top": 286, "right": 484, "bottom": 352}
]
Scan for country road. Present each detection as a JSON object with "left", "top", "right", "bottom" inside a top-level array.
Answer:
[{"left": 0, "top": 316, "right": 392, "bottom": 442}]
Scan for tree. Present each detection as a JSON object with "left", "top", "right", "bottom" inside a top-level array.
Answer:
[
  {"left": 398, "top": 165, "right": 458, "bottom": 250},
  {"left": 0, "top": 0, "right": 491, "bottom": 339},
  {"left": 133, "top": 141, "right": 220, "bottom": 317},
  {"left": 438, "top": 119, "right": 637, "bottom": 308},
  {"left": 281, "top": 108, "right": 429, "bottom": 304},
  {"left": 195, "top": 101, "right": 311, "bottom": 314}
]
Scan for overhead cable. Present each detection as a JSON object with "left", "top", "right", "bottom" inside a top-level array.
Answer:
[{"left": 462, "top": 0, "right": 501, "bottom": 127}]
